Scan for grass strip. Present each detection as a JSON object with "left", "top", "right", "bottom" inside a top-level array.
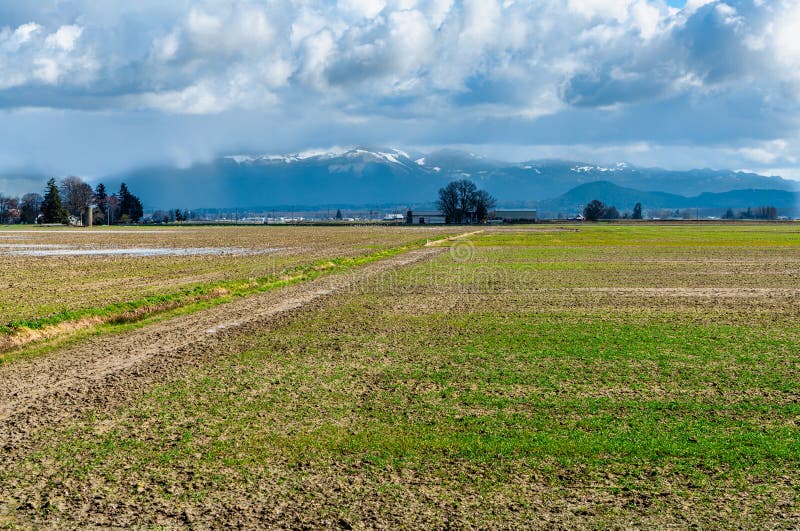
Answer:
[{"left": 0, "top": 237, "right": 438, "bottom": 353}]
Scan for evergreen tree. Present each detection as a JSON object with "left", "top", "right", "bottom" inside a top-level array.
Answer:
[
  {"left": 41, "top": 178, "right": 68, "bottom": 224},
  {"left": 95, "top": 183, "right": 108, "bottom": 218},
  {"left": 632, "top": 202, "right": 643, "bottom": 220},
  {"left": 335, "top": 208, "right": 343, "bottom": 220},
  {"left": 118, "top": 183, "right": 143, "bottom": 223}
]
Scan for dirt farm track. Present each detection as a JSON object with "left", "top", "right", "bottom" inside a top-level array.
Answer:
[{"left": 0, "top": 247, "right": 444, "bottom": 452}]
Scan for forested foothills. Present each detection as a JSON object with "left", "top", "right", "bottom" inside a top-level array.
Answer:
[{"left": 0, "top": 177, "right": 143, "bottom": 225}]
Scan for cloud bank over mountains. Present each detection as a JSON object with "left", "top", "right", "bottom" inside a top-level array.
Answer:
[{"left": 0, "top": 0, "right": 798, "bottom": 186}]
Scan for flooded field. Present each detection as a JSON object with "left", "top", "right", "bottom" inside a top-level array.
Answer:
[
  {"left": 0, "top": 244, "right": 279, "bottom": 257},
  {"left": 0, "top": 225, "right": 451, "bottom": 326}
]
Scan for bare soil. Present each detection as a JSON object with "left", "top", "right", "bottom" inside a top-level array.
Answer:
[
  {"left": 571, "top": 286, "right": 800, "bottom": 297},
  {"left": 0, "top": 247, "right": 444, "bottom": 453}
]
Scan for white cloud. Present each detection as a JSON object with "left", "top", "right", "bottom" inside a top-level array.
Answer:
[
  {"left": 629, "top": 0, "right": 662, "bottom": 39},
  {"left": 739, "top": 139, "right": 795, "bottom": 165},
  {"left": 339, "top": 0, "right": 386, "bottom": 19},
  {"left": 45, "top": 25, "right": 83, "bottom": 51},
  {"left": 714, "top": 3, "right": 740, "bottom": 24},
  {"left": 186, "top": 9, "right": 221, "bottom": 37},
  {"left": 760, "top": 167, "right": 800, "bottom": 182},
  {"left": 33, "top": 57, "right": 61, "bottom": 84},
  {"left": 182, "top": 6, "right": 276, "bottom": 56},
  {"left": 2, "top": 0, "right": 796, "bottom": 117},
  {"left": 424, "top": 0, "right": 454, "bottom": 28},
  {"left": 136, "top": 84, "right": 221, "bottom": 115},
  {"left": 1, "top": 0, "right": 800, "bottom": 182},
  {"left": 684, "top": 0, "right": 716, "bottom": 12},
  {"left": 298, "top": 29, "right": 336, "bottom": 90},
  {"left": 773, "top": 2, "right": 800, "bottom": 72},
  {"left": 740, "top": 147, "right": 781, "bottom": 165},
  {"left": 387, "top": 9, "right": 433, "bottom": 73},
  {"left": 152, "top": 31, "right": 180, "bottom": 62},
  {"left": 0, "top": 23, "right": 96, "bottom": 88},
  {"left": 1, "top": 22, "right": 42, "bottom": 52},
  {"left": 290, "top": 9, "right": 328, "bottom": 48}
]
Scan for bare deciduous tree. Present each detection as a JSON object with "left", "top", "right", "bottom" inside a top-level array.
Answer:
[
  {"left": 0, "top": 194, "right": 19, "bottom": 224},
  {"left": 436, "top": 179, "right": 496, "bottom": 224},
  {"left": 20, "top": 193, "right": 43, "bottom": 223},
  {"left": 60, "top": 176, "right": 94, "bottom": 218}
]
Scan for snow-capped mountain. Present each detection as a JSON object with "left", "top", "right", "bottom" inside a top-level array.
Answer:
[
  {"left": 571, "top": 162, "right": 628, "bottom": 173},
  {"left": 225, "top": 147, "right": 415, "bottom": 167},
  {"left": 105, "top": 147, "right": 798, "bottom": 210}
]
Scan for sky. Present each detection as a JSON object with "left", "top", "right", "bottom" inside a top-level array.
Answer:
[{"left": 1, "top": 0, "right": 799, "bottom": 195}]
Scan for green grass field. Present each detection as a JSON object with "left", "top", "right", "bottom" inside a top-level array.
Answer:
[{"left": 2, "top": 224, "right": 799, "bottom": 527}]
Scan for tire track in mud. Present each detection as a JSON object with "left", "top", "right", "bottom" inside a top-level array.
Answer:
[{"left": 0, "top": 247, "right": 445, "bottom": 452}]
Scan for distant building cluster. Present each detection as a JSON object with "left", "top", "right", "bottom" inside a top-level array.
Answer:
[{"left": 407, "top": 209, "right": 537, "bottom": 225}]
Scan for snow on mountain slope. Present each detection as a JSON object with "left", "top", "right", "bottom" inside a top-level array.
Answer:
[
  {"left": 571, "top": 162, "right": 628, "bottom": 173},
  {"left": 109, "top": 146, "right": 799, "bottom": 209},
  {"left": 226, "top": 147, "right": 414, "bottom": 167}
]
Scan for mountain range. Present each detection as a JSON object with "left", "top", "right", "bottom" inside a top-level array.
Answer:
[
  {"left": 536, "top": 181, "right": 799, "bottom": 216},
  {"left": 93, "top": 147, "right": 799, "bottom": 214}
]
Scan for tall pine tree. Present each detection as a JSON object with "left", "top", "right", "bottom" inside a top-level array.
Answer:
[
  {"left": 118, "top": 183, "right": 143, "bottom": 223},
  {"left": 94, "top": 183, "right": 108, "bottom": 219},
  {"left": 41, "top": 178, "right": 68, "bottom": 224}
]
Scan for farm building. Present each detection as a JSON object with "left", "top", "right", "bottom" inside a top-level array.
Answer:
[
  {"left": 407, "top": 210, "right": 447, "bottom": 224},
  {"left": 406, "top": 209, "right": 537, "bottom": 224},
  {"left": 492, "top": 209, "right": 538, "bottom": 222}
]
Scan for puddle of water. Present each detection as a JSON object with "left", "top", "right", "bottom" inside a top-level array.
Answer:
[
  {"left": 4, "top": 247, "right": 282, "bottom": 257},
  {"left": 0, "top": 244, "right": 68, "bottom": 249},
  {"left": 0, "top": 230, "right": 186, "bottom": 234}
]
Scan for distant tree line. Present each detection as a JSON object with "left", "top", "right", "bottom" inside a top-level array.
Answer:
[
  {"left": 148, "top": 209, "right": 195, "bottom": 224},
  {"left": 583, "top": 199, "right": 629, "bottom": 221},
  {"left": 0, "top": 176, "right": 143, "bottom": 225},
  {"left": 723, "top": 206, "right": 779, "bottom": 220},
  {"left": 582, "top": 200, "right": 780, "bottom": 221}
]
